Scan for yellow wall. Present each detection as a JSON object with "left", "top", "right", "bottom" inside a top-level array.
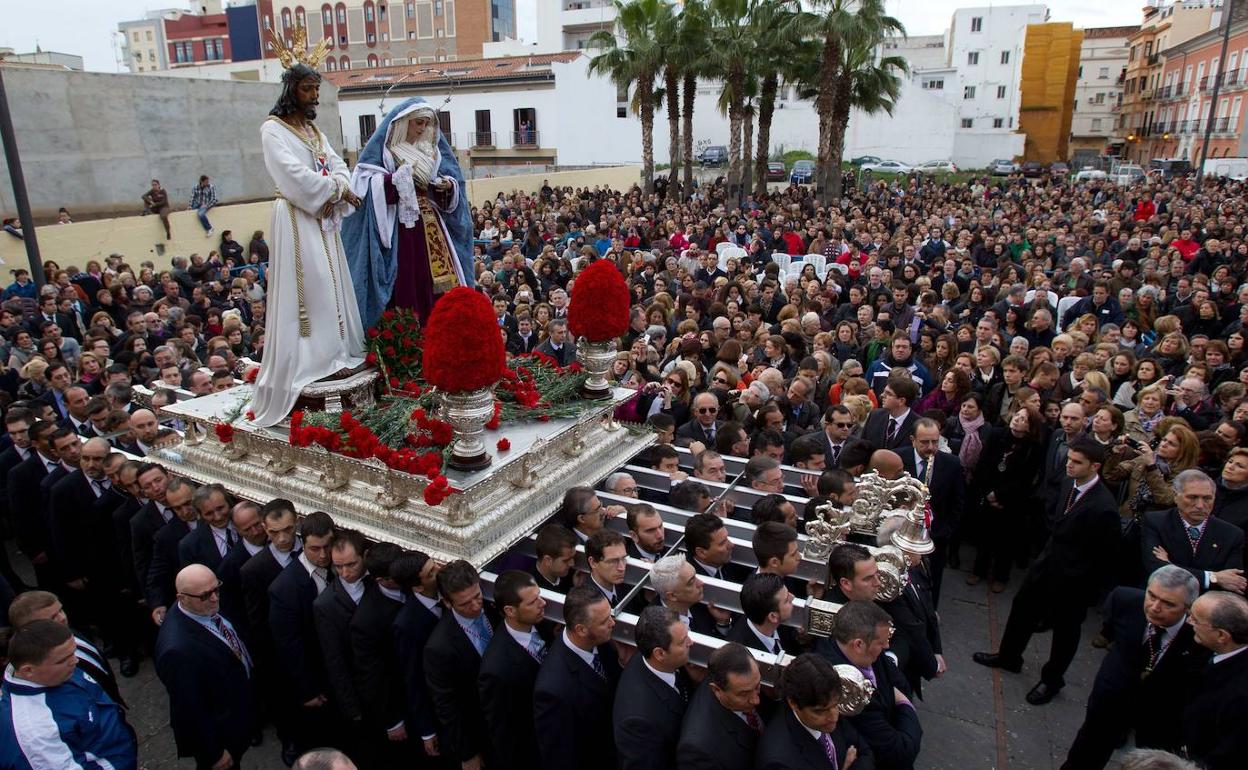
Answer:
[
  {"left": 0, "top": 166, "right": 641, "bottom": 273},
  {"left": 1019, "top": 23, "right": 1084, "bottom": 163}
]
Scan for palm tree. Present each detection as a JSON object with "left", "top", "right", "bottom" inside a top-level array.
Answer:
[
  {"left": 704, "top": 0, "right": 759, "bottom": 199},
  {"left": 807, "top": 0, "right": 905, "bottom": 201},
  {"left": 588, "top": 0, "right": 669, "bottom": 193},
  {"left": 749, "top": 1, "right": 808, "bottom": 195},
  {"left": 652, "top": 2, "right": 684, "bottom": 199},
  {"left": 833, "top": 32, "right": 906, "bottom": 198},
  {"left": 678, "top": 0, "right": 710, "bottom": 194}
]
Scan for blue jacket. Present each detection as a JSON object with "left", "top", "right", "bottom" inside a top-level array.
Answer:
[
  {"left": 865, "top": 353, "right": 934, "bottom": 398},
  {"left": 0, "top": 668, "right": 136, "bottom": 770}
]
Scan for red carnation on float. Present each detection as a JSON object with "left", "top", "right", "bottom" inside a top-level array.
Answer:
[
  {"left": 422, "top": 287, "right": 506, "bottom": 393},
  {"left": 496, "top": 438, "right": 511, "bottom": 451},
  {"left": 215, "top": 423, "right": 235, "bottom": 443},
  {"left": 567, "top": 259, "right": 630, "bottom": 342},
  {"left": 244, "top": 367, "right": 259, "bottom": 384}
]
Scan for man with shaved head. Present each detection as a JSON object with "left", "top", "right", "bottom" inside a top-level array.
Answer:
[
  {"left": 867, "top": 448, "right": 904, "bottom": 480},
  {"left": 128, "top": 408, "right": 165, "bottom": 456},
  {"left": 156, "top": 564, "right": 257, "bottom": 770}
]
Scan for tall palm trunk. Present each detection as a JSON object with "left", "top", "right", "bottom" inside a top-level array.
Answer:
[
  {"left": 664, "top": 66, "right": 681, "bottom": 199},
  {"left": 828, "top": 71, "right": 854, "bottom": 201},
  {"left": 726, "top": 102, "right": 742, "bottom": 197},
  {"left": 682, "top": 73, "right": 696, "bottom": 196},
  {"left": 741, "top": 105, "right": 754, "bottom": 204},
  {"left": 815, "top": 33, "right": 841, "bottom": 204},
  {"left": 754, "top": 72, "right": 778, "bottom": 195},
  {"left": 639, "top": 79, "right": 656, "bottom": 194}
]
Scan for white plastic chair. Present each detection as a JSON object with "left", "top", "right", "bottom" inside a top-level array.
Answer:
[
  {"left": 716, "top": 242, "right": 734, "bottom": 256},
  {"left": 772, "top": 253, "right": 792, "bottom": 275},
  {"left": 719, "top": 246, "right": 746, "bottom": 272},
  {"left": 806, "top": 253, "right": 828, "bottom": 280},
  {"left": 826, "top": 262, "right": 849, "bottom": 276}
]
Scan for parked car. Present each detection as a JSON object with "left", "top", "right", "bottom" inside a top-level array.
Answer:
[
  {"left": 790, "top": 160, "right": 816, "bottom": 184},
  {"left": 915, "top": 160, "right": 958, "bottom": 174},
  {"left": 850, "top": 155, "right": 882, "bottom": 166},
  {"left": 1110, "top": 164, "right": 1146, "bottom": 185},
  {"left": 860, "top": 159, "right": 912, "bottom": 174},
  {"left": 989, "top": 159, "right": 1019, "bottom": 175},
  {"left": 1049, "top": 162, "right": 1070, "bottom": 180},
  {"left": 1149, "top": 158, "right": 1192, "bottom": 179},
  {"left": 1021, "top": 161, "right": 1045, "bottom": 178},
  {"left": 765, "top": 161, "right": 787, "bottom": 181},
  {"left": 1074, "top": 167, "right": 1108, "bottom": 181},
  {"left": 698, "top": 145, "right": 729, "bottom": 166}
]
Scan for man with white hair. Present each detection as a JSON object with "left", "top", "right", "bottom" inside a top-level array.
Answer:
[
  {"left": 1141, "top": 469, "right": 1245, "bottom": 593},
  {"left": 604, "top": 472, "right": 639, "bottom": 498},
  {"left": 1167, "top": 376, "right": 1218, "bottom": 430},
  {"left": 649, "top": 554, "right": 722, "bottom": 637},
  {"left": 1062, "top": 566, "right": 1206, "bottom": 768}
]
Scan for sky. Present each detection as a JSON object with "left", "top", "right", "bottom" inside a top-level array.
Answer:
[{"left": 1, "top": 0, "right": 1146, "bottom": 74}]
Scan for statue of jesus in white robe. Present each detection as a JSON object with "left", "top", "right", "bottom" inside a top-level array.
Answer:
[{"left": 249, "top": 117, "right": 366, "bottom": 427}]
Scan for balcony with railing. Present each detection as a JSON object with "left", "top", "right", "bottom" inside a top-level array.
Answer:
[
  {"left": 1212, "top": 116, "right": 1236, "bottom": 134},
  {"left": 1147, "top": 52, "right": 1160, "bottom": 66},
  {"left": 511, "top": 130, "right": 541, "bottom": 149},
  {"left": 471, "top": 131, "right": 496, "bottom": 149}
]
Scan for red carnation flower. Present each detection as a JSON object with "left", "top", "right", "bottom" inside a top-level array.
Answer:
[
  {"left": 424, "top": 475, "right": 453, "bottom": 506},
  {"left": 423, "top": 287, "right": 506, "bottom": 392},
  {"left": 215, "top": 423, "right": 234, "bottom": 443},
  {"left": 245, "top": 410, "right": 255, "bottom": 421},
  {"left": 567, "top": 259, "right": 630, "bottom": 342},
  {"left": 244, "top": 367, "right": 259, "bottom": 383},
  {"left": 365, "top": 352, "right": 378, "bottom": 365},
  {"left": 496, "top": 438, "right": 511, "bottom": 451}
]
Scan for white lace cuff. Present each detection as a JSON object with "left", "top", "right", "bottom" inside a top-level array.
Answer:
[{"left": 393, "top": 164, "right": 419, "bottom": 229}]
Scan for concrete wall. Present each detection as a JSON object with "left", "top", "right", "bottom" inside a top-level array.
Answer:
[
  {"left": 0, "top": 167, "right": 639, "bottom": 271},
  {"left": 0, "top": 67, "right": 343, "bottom": 221}
]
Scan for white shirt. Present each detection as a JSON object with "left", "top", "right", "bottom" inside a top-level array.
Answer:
[
  {"left": 590, "top": 575, "right": 617, "bottom": 604},
  {"left": 298, "top": 551, "right": 329, "bottom": 594},
  {"left": 643, "top": 657, "right": 679, "bottom": 693},
  {"left": 270, "top": 544, "right": 295, "bottom": 568},
  {"left": 887, "top": 408, "right": 912, "bottom": 427},
  {"left": 414, "top": 591, "right": 442, "bottom": 618},
  {"left": 378, "top": 584, "right": 405, "bottom": 604},
  {"left": 209, "top": 525, "right": 232, "bottom": 556},
  {"left": 505, "top": 622, "right": 542, "bottom": 652},
  {"left": 1213, "top": 645, "right": 1248, "bottom": 665},
  {"left": 562, "top": 629, "right": 599, "bottom": 671},
  {"left": 1146, "top": 614, "right": 1187, "bottom": 656},
  {"left": 242, "top": 539, "right": 264, "bottom": 557},
  {"left": 1067, "top": 475, "right": 1100, "bottom": 508},
  {"left": 792, "top": 708, "right": 822, "bottom": 740},
  {"left": 747, "top": 619, "right": 782, "bottom": 654},
  {"left": 342, "top": 576, "right": 367, "bottom": 604}
]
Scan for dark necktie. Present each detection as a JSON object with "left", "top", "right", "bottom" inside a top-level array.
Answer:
[
  {"left": 886, "top": 417, "right": 898, "bottom": 445},
  {"left": 771, "top": 638, "right": 782, "bottom": 655},
  {"left": 1145, "top": 623, "right": 1165, "bottom": 673},
  {"left": 211, "top": 614, "right": 246, "bottom": 665},
  {"left": 831, "top": 443, "right": 841, "bottom": 466},
  {"left": 1063, "top": 484, "right": 1079, "bottom": 516},
  {"left": 819, "top": 733, "right": 840, "bottom": 770},
  {"left": 591, "top": 650, "right": 607, "bottom": 679},
  {"left": 744, "top": 711, "right": 762, "bottom": 732},
  {"left": 918, "top": 458, "right": 927, "bottom": 481}
]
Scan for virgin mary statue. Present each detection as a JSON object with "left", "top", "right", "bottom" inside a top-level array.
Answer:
[{"left": 342, "top": 98, "right": 475, "bottom": 329}]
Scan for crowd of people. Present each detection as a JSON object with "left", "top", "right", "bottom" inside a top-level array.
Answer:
[{"left": 1, "top": 167, "right": 1248, "bottom": 770}]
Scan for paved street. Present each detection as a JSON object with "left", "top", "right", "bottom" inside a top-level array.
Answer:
[{"left": 11, "top": 542, "right": 1136, "bottom": 770}]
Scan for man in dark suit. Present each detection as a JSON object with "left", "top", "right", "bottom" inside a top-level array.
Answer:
[
  {"left": 814, "top": 405, "right": 855, "bottom": 473},
  {"left": 478, "top": 570, "right": 548, "bottom": 770},
  {"left": 684, "top": 512, "right": 750, "bottom": 583},
  {"left": 506, "top": 316, "right": 540, "bottom": 356},
  {"left": 130, "top": 463, "right": 175, "bottom": 600},
  {"left": 145, "top": 477, "right": 200, "bottom": 626},
  {"left": 1062, "top": 566, "right": 1208, "bottom": 769},
  {"left": 756, "top": 652, "right": 875, "bottom": 770},
  {"left": 900, "top": 418, "right": 964, "bottom": 606},
  {"left": 728, "top": 573, "right": 798, "bottom": 656},
  {"left": 216, "top": 501, "right": 267, "bottom": 647},
  {"left": 267, "top": 510, "right": 336, "bottom": 763},
  {"left": 534, "top": 584, "right": 621, "bottom": 770},
  {"left": 529, "top": 523, "right": 576, "bottom": 593},
  {"left": 624, "top": 503, "right": 668, "bottom": 563},
  {"left": 533, "top": 318, "right": 575, "bottom": 366},
  {"left": 1141, "top": 470, "right": 1246, "bottom": 593},
  {"left": 109, "top": 461, "right": 144, "bottom": 598},
  {"left": 650, "top": 554, "right": 724, "bottom": 637},
  {"left": 423, "top": 559, "right": 499, "bottom": 769},
  {"left": 312, "top": 529, "right": 370, "bottom": 750},
  {"left": 1182, "top": 591, "right": 1248, "bottom": 770},
  {"left": 614, "top": 606, "right": 693, "bottom": 770},
  {"left": 0, "top": 406, "right": 35, "bottom": 590},
  {"left": 676, "top": 642, "right": 766, "bottom": 770},
  {"left": 1039, "top": 402, "right": 1087, "bottom": 512},
  {"left": 7, "top": 419, "right": 61, "bottom": 588},
  {"left": 48, "top": 437, "right": 112, "bottom": 631},
  {"left": 675, "top": 392, "right": 724, "bottom": 446},
  {"left": 349, "top": 542, "right": 411, "bottom": 767},
  {"left": 974, "top": 440, "right": 1122, "bottom": 705},
  {"left": 860, "top": 378, "right": 921, "bottom": 452},
  {"left": 390, "top": 550, "right": 444, "bottom": 762},
  {"left": 178, "top": 483, "right": 236, "bottom": 572},
  {"left": 154, "top": 564, "right": 256, "bottom": 770},
  {"left": 38, "top": 362, "right": 73, "bottom": 421}
]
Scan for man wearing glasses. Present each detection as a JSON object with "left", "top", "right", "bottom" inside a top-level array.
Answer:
[
  {"left": 155, "top": 564, "right": 256, "bottom": 770},
  {"left": 676, "top": 392, "right": 722, "bottom": 447},
  {"left": 817, "top": 405, "right": 856, "bottom": 471}
]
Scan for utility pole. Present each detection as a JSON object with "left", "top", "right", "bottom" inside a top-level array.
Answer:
[
  {"left": 1197, "top": 0, "right": 1235, "bottom": 188},
  {"left": 0, "top": 62, "right": 44, "bottom": 287}
]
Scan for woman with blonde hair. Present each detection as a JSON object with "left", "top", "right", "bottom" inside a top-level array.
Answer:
[
  {"left": 842, "top": 393, "right": 873, "bottom": 431},
  {"left": 18, "top": 356, "right": 50, "bottom": 399},
  {"left": 1123, "top": 383, "right": 1169, "bottom": 444}
]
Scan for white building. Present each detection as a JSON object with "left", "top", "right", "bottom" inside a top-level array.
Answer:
[
  {"left": 883, "top": 33, "right": 949, "bottom": 71},
  {"left": 483, "top": 0, "right": 618, "bottom": 57},
  {"left": 1071, "top": 25, "right": 1137, "bottom": 162},
  {"left": 118, "top": 10, "right": 178, "bottom": 73},
  {"left": 330, "top": 50, "right": 959, "bottom": 173},
  {"left": 946, "top": 5, "right": 1047, "bottom": 164},
  {"left": 0, "top": 48, "right": 84, "bottom": 71}
]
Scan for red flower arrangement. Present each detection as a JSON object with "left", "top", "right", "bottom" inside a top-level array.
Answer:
[
  {"left": 422, "top": 287, "right": 505, "bottom": 393},
  {"left": 496, "top": 438, "right": 511, "bottom": 451},
  {"left": 567, "top": 260, "right": 629, "bottom": 342},
  {"left": 366, "top": 307, "right": 425, "bottom": 389},
  {"left": 214, "top": 423, "right": 235, "bottom": 443},
  {"left": 424, "top": 474, "right": 452, "bottom": 506}
]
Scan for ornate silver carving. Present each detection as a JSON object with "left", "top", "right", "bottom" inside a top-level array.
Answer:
[
  {"left": 833, "top": 664, "right": 876, "bottom": 716},
  {"left": 576, "top": 337, "right": 617, "bottom": 398}
]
